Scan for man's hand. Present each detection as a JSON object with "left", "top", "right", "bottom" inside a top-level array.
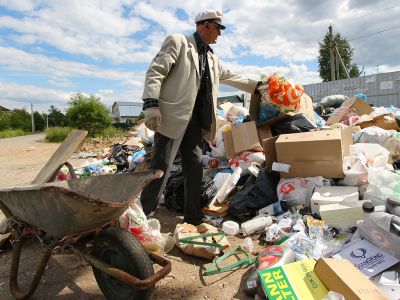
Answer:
[{"left": 144, "top": 107, "right": 161, "bottom": 132}]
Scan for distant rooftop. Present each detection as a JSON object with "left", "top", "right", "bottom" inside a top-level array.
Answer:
[{"left": 0, "top": 105, "right": 11, "bottom": 112}]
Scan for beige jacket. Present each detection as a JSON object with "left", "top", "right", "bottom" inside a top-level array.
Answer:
[{"left": 142, "top": 34, "right": 258, "bottom": 141}]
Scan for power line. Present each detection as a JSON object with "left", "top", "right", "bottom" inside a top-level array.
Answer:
[
  {"left": 348, "top": 24, "right": 400, "bottom": 41},
  {"left": 333, "top": 4, "right": 400, "bottom": 25}
]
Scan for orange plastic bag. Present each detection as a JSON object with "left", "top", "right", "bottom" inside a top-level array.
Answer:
[{"left": 260, "top": 74, "right": 304, "bottom": 113}]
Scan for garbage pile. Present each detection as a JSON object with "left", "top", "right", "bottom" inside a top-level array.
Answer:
[{"left": 61, "top": 73, "right": 400, "bottom": 299}]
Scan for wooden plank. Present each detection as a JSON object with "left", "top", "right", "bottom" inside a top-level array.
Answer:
[{"left": 32, "top": 130, "right": 88, "bottom": 184}]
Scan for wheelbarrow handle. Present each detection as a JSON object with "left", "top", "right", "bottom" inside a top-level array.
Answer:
[{"left": 83, "top": 251, "right": 171, "bottom": 291}]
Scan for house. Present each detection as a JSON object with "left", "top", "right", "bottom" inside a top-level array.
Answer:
[
  {"left": 111, "top": 102, "right": 142, "bottom": 124},
  {"left": 0, "top": 105, "right": 11, "bottom": 112}
]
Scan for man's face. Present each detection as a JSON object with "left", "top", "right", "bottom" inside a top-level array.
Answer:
[{"left": 203, "top": 20, "right": 222, "bottom": 44}]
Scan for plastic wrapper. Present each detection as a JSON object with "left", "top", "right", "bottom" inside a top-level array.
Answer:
[
  {"left": 229, "top": 151, "right": 265, "bottom": 172},
  {"left": 353, "top": 126, "right": 396, "bottom": 145},
  {"left": 342, "top": 143, "right": 391, "bottom": 186},
  {"left": 365, "top": 167, "right": 400, "bottom": 205}
]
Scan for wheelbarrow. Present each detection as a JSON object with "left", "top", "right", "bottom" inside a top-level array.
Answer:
[{"left": 0, "top": 130, "right": 171, "bottom": 299}]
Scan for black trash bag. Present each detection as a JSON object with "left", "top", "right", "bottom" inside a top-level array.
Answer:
[
  {"left": 229, "top": 168, "right": 280, "bottom": 221},
  {"left": 164, "top": 167, "right": 185, "bottom": 213},
  {"left": 164, "top": 162, "right": 217, "bottom": 213},
  {"left": 270, "top": 113, "right": 317, "bottom": 136},
  {"left": 108, "top": 143, "right": 139, "bottom": 172}
]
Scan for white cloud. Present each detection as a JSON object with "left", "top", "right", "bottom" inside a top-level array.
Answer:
[
  {"left": 0, "top": 1, "right": 399, "bottom": 111},
  {"left": 0, "top": 47, "right": 145, "bottom": 86},
  {"left": 0, "top": 81, "right": 70, "bottom": 112}
]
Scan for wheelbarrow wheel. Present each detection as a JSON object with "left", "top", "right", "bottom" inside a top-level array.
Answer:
[{"left": 92, "top": 228, "right": 154, "bottom": 300}]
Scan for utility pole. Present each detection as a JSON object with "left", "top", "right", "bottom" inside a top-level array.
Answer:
[
  {"left": 329, "top": 25, "right": 336, "bottom": 81},
  {"left": 334, "top": 46, "right": 350, "bottom": 79},
  {"left": 31, "top": 103, "right": 35, "bottom": 133},
  {"left": 335, "top": 48, "right": 340, "bottom": 80}
]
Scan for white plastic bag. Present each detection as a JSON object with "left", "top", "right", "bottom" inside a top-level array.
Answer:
[
  {"left": 353, "top": 126, "right": 396, "bottom": 145},
  {"left": 137, "top": 122, "right": 154, "bottom": 144},
  {"left": 277, "top": 177, "right": 330, "bottom": 207},
  {"left": 365, "top": 167, "right": 399, "bottom": 205},
  {"left": 342, "top": 143, "right": 390, "bottom": 186}
]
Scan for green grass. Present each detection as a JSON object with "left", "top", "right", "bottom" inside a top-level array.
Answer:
[
  {"left": 95, "top": 127, "right": 125, "bottom": 138},
  {"left": 45, "top": 127, "right": 73, "bottom": 142},
  {"left": 0, "top": 129, "right": 27, "bottom": 138}
]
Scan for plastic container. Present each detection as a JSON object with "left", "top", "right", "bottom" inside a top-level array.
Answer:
[
  {"left": 241, "top": 216, "right": 273, "bottom": 236},
  {"left": 222, "top": 221, "right": 240, "bottom": 235}
]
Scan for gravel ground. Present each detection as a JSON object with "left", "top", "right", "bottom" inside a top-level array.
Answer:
[{"left": 0, "top": 133, "right": 256, "bottom": 300}]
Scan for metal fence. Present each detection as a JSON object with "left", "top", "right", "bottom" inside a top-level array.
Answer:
[{"left": 303, "top": 71, "right": 400, "bottom": 107}]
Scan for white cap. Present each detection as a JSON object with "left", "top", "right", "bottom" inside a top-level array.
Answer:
[{"left": 194, "top": 9, "right": 225, "bottom": 30}]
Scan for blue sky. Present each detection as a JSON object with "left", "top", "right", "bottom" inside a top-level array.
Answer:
[{"left": 0, "top": 0, "right": 399, "bottom": 112}]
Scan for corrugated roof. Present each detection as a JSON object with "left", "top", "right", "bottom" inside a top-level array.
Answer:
[{"left": 119, "top": 105, "right": 142, "bottom": 117}]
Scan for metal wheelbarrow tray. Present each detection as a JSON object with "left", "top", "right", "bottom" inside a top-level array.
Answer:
[{"left": 0, "top": 130, "right": 170, "bottom": 300}]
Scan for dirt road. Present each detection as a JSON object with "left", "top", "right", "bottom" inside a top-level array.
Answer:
[{"left": 0, "top": 134, "right": 253, "bottom": 299}]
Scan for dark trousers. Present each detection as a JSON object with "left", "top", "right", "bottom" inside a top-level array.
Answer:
[{"left": 140, "top": 116, "right": 204, "bottom": 223}]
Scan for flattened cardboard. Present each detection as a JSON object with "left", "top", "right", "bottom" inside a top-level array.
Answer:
[
  {"left": 326, "top": 96, "right": 374, "bottom": 125},
  {"left": 314, "top": 258, "right": 389, "bottom": 300},
  {"left": 357, "top": 113, "right": 400, "bottom": 131},
  {"left": 231, "top": 121, "right": 262, "bottom": 153}
]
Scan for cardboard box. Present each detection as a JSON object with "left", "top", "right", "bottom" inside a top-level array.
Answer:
[
  {"left": 314, "top": 258, "right": 389, "bottom": 300},
  {"left": 311, "top": 186, "right": 359, "bottom": 214},
  {"left": 356, "top": 113, "right": 400, "bottom": 131},
  {"left": 319, "top": 200, "right": 365, "bottom": 228},
  {"left": 231, "top": 121, "right": 262, "bottom": 154},
  {"left": 249, "top": 93, "right": 316, "bottom": 126},
  {"left": 258, "top": 258, "right": 328, "bottom": 300},
  {"left": 326, "top": 96, "right": 374, "bottom": 125},
  {"left": 222, "top": 130, "right": 236, "bottom": 159},
  {"left": 270, "top": 128, "right": 352, "bottom": 178}
]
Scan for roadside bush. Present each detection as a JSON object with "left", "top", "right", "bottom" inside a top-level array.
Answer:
[
  {"left": 66, "top": 93, "right": 111, "bottom": 137},
  {"left": 45, "top": 127, "right": 73, "bottom": 142},
  {"left": 0, "top": 129, "right": 27, "bottom": 139}
]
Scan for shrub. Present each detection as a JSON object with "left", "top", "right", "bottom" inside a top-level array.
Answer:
[
  {"left": 0, "top": 129, "right": 27, "bottom": 139},
  {"left": 45, "top": 127, "right": 73, "bottom": 142},
  {"left": 66, "top": 93, "right": 111, "bottom": 137}
]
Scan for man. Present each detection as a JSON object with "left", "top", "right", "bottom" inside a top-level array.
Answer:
[{"left": 140, "top": 9, "right": 259, "bottom": 225}]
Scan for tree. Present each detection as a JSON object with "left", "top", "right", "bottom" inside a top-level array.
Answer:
[
  {"left": 34, "top": 111, "right": 46, "bottom": 131},
  {"left": 48, "top": 105, "right": 66, "bottom": 127},
  {"left": 9, "top": 109, "right": 31, "bottom": 131},
  {"left": 0, "top": 111, "right": 11, "bottom": 131},
  {"left": 318, "top": 31, "right": 362, "bottom": 82},
  {"left": 66, "top": 92, "right": 111, "bottom": 136}
]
